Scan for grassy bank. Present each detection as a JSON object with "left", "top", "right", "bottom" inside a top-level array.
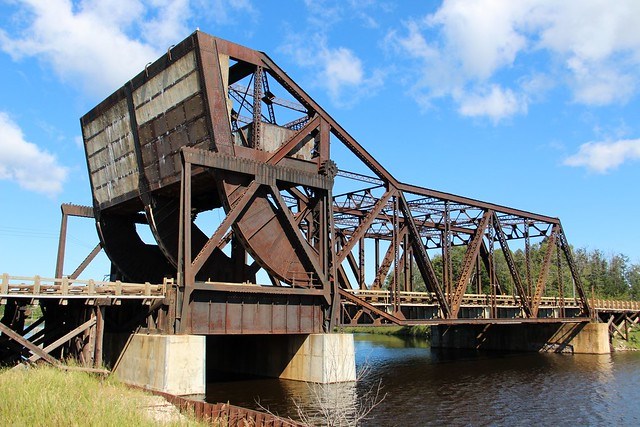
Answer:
[
  {"left": 613, "top": 327, "right": 640, "bottom": 351},
  {"left": 0, "top": 365, "right": 205, "bottom": 426},
  {"left": 338, "top": 325, "right": 431, "bottom": 339}
]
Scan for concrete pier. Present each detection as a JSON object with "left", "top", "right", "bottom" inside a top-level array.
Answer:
[
  {"left": 113, "top": 334, "right": 206, "bottom": 395},
  {"left": 431, "top": 322, "right": 610, "bottom": 354},
  {"left": 207, "top": 333, "right": 357, "bottom": 383}
]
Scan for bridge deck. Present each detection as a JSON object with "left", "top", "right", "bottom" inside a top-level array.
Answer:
[
  {"left": 343, "top": 289, "right": 640, "bottom": 312},
  {"left": 3, "top": 274, "right": 637, "bottom": 314}
]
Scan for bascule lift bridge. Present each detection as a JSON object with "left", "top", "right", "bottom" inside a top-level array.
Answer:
[{"left": 2, "top": 31, "right": 639, "bottom": 394}]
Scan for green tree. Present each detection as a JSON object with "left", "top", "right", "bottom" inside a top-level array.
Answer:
[{"left": 627, "top": 264, "right": 640, "bottom": 300}]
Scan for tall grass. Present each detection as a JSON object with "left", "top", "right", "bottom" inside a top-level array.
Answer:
[{"left": 0, "top": 365, "right": 204, "bottom": 426}]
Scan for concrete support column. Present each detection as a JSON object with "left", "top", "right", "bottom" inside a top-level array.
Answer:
[
  {"left": 431, "top": 322, "right": 610, "bottom": 354},
  {"left": 114, "top": 334, "right": 206, "bottom": 395},
  {"left": 280, "top": 334, "right": 357, "bottom": 383},
  {"left": 207, "top": 333, "right": 357, "bottom": 383}
]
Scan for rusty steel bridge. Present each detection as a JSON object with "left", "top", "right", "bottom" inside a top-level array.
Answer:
[{"left": 2, "top": 31, "right": 639, "bottom": 368}]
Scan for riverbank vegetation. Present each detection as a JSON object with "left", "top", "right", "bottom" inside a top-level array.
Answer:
[
  {"left": 339, "top": 325, "right": 430, "bottom": 338},
  {"left": 613, "top": 326, "right": 640, "bottom": 351},
  {"left": 0, "top": 365, "right": 204, "bottom": 426},
  {"left": 387, "top": 244, "right": 640, "bottom": 301}
]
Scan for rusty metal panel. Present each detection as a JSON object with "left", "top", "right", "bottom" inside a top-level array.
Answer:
[
  {"left": 133, "top": 51, "right": 199, "bottom": 124},
  {"left": 140, "top": 139, "right": 157, "bottom": 165},
  {"left": 166, "top": 106, "right": 186, "bottom": 130},
  {"left": 169, "top": 127, "right": 189, "bottom": 152},
  {"left": 188, "top": 288, "right": 324, "bottom": 334},
  {"left": 224, "top": 296, "right": 243, "bottom": 333},
  {"left": 152, "top": 115, "right": 169, "bottom": 137},
  {"left": 299, "top": 299, "right": 320, "bottom": 332},
  {"left": 190, "top": 116, "right": 210, "bottom": 145},
  {"left": 255, "top": 302, "right": 276, "bottom": 333},
  {"left": 184, "top": 94, "right": 205, "bottom": 120},
  {"left": 207, "top": 298, "right": 226, "bottom": 332},
  {"left": 130, "top": 49, "right": 206, "bottom": 190},
  {"left": 82, "top": 98, "right": 139, "bottom": 207}
]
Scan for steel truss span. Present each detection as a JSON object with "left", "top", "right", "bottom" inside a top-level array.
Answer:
[{"left": 69, "top": 30, "right": 592, "bottom": 335}]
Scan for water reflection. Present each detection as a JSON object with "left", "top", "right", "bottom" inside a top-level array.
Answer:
[
  {"left": 281, "top": 381, "right": 361, "bottom": 425},
  {"left": 206, "top": 366, "right": 368, "bottom": 424},
  {"left": 353, "top": 333, "right": 429, "bottom": 349},
  {"left": 206, "top": 335, "right": 640, "bottom": 426}
]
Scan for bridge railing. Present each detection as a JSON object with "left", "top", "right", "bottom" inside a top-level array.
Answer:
[
  {"left": 344, "top": 289, "right": 640, "bottom": 313},
  {"left": 590, "top": 298, "right": 640, "bottom": 311},
  {"left": 0, "top": 274, "right": 166, "bottom": 300}
]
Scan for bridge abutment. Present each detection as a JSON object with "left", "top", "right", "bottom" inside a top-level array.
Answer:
[
  {"left": 207, "top": 333, "right": 357, "bottom": 383},
  {"left": 113, "top": 334, "right": 206, "bottom": 395},
  {"left": 110, "top": 333, "right": 355, "bottom": 395},
  {"left": 431, "top": 322, "right": 610, "bottom": 354}
]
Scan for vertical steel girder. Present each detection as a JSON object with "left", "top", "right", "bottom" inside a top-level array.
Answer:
[
  {"left": 392, "top": 195, "right": 400, "bottom": 314},
  {"left": 338, "top": 233, "right": 362, "bottom": 286},
  {"left": 492, "top": 212, "right": 533, "bottom": 317},
  {"left": 450, "top": 210, "right": 492, "bottom": 318},
  {"left": 398, "top": 192, "right": 451, "bottom": 317},
  {"left": 557, "top": 224, "right": 591, "bottom": 317},
  {"left": 360, "top": 228, "right": 366, "bottom": 290},
  {"left": 402, "top": 232, "right": 411, "bottom": 292},
  {"left": 530, "top": 225, "right": 558, "bottom": 317},
  {"left": 443, "top": 201, "right": 453, "bottom": 298},
  {"left": 197, "top": 34, "right": 235, "bottom": 156},
  {"left": 487, "top": 217, "right": 498, "bottom": 318},
  {"left": 55, "top": 204, "right": 101, "bottom": 280},
  {"left": 371, "top": 228, "right": 406, "bottom": 289},
  {"left": 480, "top": 241, "right": 503, "bottom": 295},
  {"left": 556, "top": 237, "right": 566, "bottom": 318},
  {"left": 525, "top": 221, "right": 532, "bottom": 298},
  {"left": 252, "top": 66, "right": 263, "bottom": 149}
]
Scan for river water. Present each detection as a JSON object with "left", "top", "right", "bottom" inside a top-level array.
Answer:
[{"left": 205, "top": 334, "right": 640, "bottom": 426}]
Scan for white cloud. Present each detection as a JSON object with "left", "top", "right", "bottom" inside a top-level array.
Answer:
[
  {"left": 139, "top": 0, "right": 192, "bottom": 49},
  {"left": 458, "top": 85, "right": 527, "bottom": 122},
  {"left": 203, "top": 0, "right": 257, "bottom": 25},
  {"left": 0, "top": 0, "right": 193, "bottom": 97},
  {"left": 564, "top": 139, "right": 640, "bottom": 173},
  {"left": 302, "top": 0, "right": 387, "bottom": 31},
  {"left": 426, "top": 0, "right": 528, "bottom": 80},
  {"left": 322, "top": 48, "right": 364, "bottom": 100},
  {"left": 280, "top": 0, "right": 390, "bottom": 107},
  {"left": 0, "top": 112, "right": 68, "bottom": 196},
  {"left": 303, "top": 0, "right": 343, "bottom": 29},
  {"left": 281, "top": 35, "right": 384, "bottom": 107},
  {"left": 388, "top": 0, "right": 640, "bottom": 120},
  {"left": 567, "top": 58, "right": 635, "bottom": 105}
]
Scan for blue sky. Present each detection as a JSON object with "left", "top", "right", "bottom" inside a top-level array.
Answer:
[{"left": 1, "top": 0, "right": 639, "bottom": 279}]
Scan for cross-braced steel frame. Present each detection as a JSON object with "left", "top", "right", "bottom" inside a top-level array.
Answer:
[
  {"left": 159, "top": 32, "right": 591, "bottom": 331},
  {"left": 73, "top": 31, "right": 592, "bottom": 335}
]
